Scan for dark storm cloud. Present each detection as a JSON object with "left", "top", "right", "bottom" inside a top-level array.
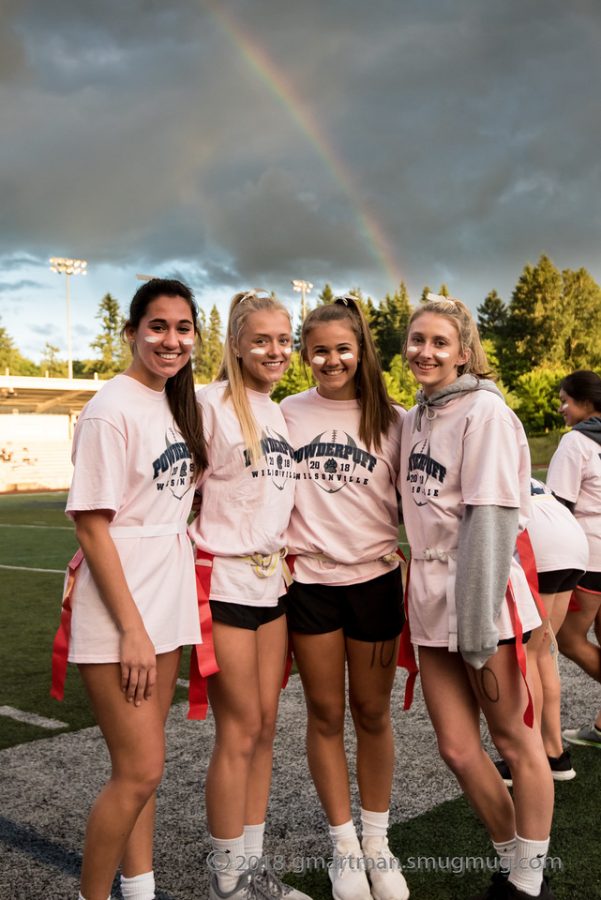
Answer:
[
  {"left": 0, "top": 279, "right": 41, "bottom": 293},
  {"left": 2, "top": 0, "right": 601, "bottom": 305}
]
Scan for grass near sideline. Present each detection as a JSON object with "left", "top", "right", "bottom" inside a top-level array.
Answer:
[
  {"left": 282, "top": 744, "right": 600, "bottom": 899},
  {"left": 0, "top": 492, "right": 190, "bottom": 750}
]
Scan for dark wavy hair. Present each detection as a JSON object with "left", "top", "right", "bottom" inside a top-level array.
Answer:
[
  {"left": 301, "top": 295, "right": 398, "bottom": 451},
  {"left": 124, "top": 278, "right": 208, "bottom": 473},
  {"left": 560, "top": 370, "right": 601, "bottom": 413}
]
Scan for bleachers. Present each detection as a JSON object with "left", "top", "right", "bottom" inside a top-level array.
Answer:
[{"left": 0, "top": 440, "right": 73, "bottom": 493}]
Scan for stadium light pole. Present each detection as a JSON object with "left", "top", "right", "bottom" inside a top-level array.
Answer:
[
  {"left": 49, "top": 257, "right": 87, "bottom": 380},
  {"left": 291, "top": 279, "right": 313, "bottom": 322}
]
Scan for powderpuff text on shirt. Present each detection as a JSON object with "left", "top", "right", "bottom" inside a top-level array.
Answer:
[
  {"left": 243, "top": 428, "right": 296, "bottom": 491},
  {"left": 152, "top": 428, "right": 194, "bottom": 499},
  {"left": 294, "top": 429, "right": 378, "bottom": 494},
  {"left": 406, "top": 437, "right": 447, "bottom": 506}
]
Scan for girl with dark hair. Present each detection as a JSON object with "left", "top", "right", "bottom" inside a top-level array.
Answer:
[
  {"left": 188, "top": 290, "right": 312, "bottom": 900},
  {"left": 547, "top": 370, "right": 601, "bottom": 749},
  {"left": 51, "top": 278, "right": 206, "bottom": 900},
  {"left": 398, "top": 295, "right": 554, "bottom": 900},
  {"left": 281, "top": 296, "right": 409, "bottom": 900}
]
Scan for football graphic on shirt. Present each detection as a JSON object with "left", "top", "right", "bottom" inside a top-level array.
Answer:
[
  {"left": 262, "top": 427, "right": 293, "bottom": 491},
  {"left": 164, "top": 427, "right": 193, "bottom": 500},
  {"left": 307, "top": 429, "right": 359, "bottom": 494},
  {"left": 408, "top": 436, "right": 432, "bottom": 507}
]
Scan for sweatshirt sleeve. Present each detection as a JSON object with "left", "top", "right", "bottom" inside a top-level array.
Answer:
[{"left": 455, "top": 504, "right": 520, "bottom": 669}]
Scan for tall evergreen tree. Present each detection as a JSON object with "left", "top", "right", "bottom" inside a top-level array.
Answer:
[
  {"left": 196, "top": 305, "right": 223, "bottom": 382},
  {"left": 561, "top": 268, "right": 601, "bottom": 369},
  {"left": 477, "top": 290, "right": 508, "bottom": 339},
  {"left": 373, "top": 282, "right": 413, "bottom": 369},
  {"left": 0, "top": 319, "right": 39, "bottom": 375},
  {"left": 504, "top": 255, "right": 564, "bottom": 387},
  {"left": 318, "top": 283, "right": 335, "bottom": 305},
  {"left": 89, "top": 294, "right": 128, "bottom": 376}
]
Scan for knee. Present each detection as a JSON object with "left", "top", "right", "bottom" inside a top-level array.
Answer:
[
  {"left": 215, "top": 714, "right": 263, "bottom": 759},
  {"left": 349, "top": 696, "right": 390, "bottom": 735},
  {"left": 437, "top": 737, "right": 480, "bottom": 779},
  {"left": 306, "top": 698, "right": 345, "bottom": 738},
  {"left": 256, "top": 711, "right": 278, "bottom": 748},
  {"left": 115, "top": 756, "right": 164, "bottom": 803}
]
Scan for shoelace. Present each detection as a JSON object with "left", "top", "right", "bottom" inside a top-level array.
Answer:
[{"left": 252, "top": 859, "right": 288, "bottom": 898}]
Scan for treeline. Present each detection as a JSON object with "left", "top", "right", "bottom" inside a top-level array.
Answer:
[{"left": 2, "top": 254, "right": 600, "bottom": 434}]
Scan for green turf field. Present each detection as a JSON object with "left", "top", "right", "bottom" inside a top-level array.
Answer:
[
  {"left": 282, "top": 749, "right": 600, "bottom": 899},
  {"left": 0, "top": 492, "right": 190, "bottom": 750}
]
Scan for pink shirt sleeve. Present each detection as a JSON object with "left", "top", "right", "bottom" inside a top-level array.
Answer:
[
  {"left": 461, "top": 414, "right": 522, "bottom": 507},
  {"left": 66, "top": 418, "right": 127, "bottom": 520},
  {"left": 546, "top": 434, "right": 583, "bottom": 504}
]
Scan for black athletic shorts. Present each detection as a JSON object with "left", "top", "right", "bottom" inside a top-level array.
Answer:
[
  {"left": 286, "top": 567, "right": 404, "bottom": 642},
  {"left": 537, "top": 568, "right": 585, "bottom": 595},
  {"left": 577, "top": 570, "right": 601, "bottom": 595},
  {"left": 209, "top": 596, "right": 287, "bottom": 632},
  {"left": 498, "top": 631, "right": 532, "bottom": 646}
]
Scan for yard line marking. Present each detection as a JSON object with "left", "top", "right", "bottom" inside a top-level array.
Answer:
[
  {"left": 0, "top": 706, "right": 67, "bottom": 730},
  {"left": 0, "top": 564, "right": 64, "bottom": 574},
  {"left": 0, "top": 523, "right": 73, "bottom": 531},
  {"left": 176, "top": 679, "right": 190, "bottom": 688}
]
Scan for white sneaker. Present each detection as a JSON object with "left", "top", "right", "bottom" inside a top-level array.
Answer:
[
  {"left": 361, "top": 836, "right": 410, "bottom": 900},
  {"left": 254, "top": 857, "right": 314, "bottom": 899},
  {"left": 209, "top": 871, "right": 263, "bottom": 899},
  {"left": 329, "top": 839, "right": 372, "bottom": 900}
]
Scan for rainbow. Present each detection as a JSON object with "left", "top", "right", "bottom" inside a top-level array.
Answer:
[{"left": 205, "top": 2, "right": 403, "bottom": 289}]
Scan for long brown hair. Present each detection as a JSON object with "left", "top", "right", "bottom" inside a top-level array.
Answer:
[
  {"left": 405, "top": 294, "right": 493, "bottom": 379},
  {"left": 217, "top": 289, "right": 291, "bottom": 461},
  {"left": 301, "top": 295, "right": 397, "bottom": 452},
  {"left": 124, "top": 278, "right": 208, "bottom": 473}
]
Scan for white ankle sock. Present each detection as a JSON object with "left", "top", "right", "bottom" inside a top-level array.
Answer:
[
  {"left": 509, "top": 834, "right": 549, "bottom": 896},
  {"left": 120, "top": 870, "right": 155, "bottom": 899},
  {"left": 360, "top": 808, "right": 389, "bottom": 840},
  {"left": 244, "top": 822, "right": 265, "bottom": 867},
  {"left": 210, "top": 833, "right": 246, "bottom": 892},
  {"left": 328, "top": 819, "right": 359, "bottom": 850},
  {"left": 492, "top": 836, "right": 517, "bottom": 874}
]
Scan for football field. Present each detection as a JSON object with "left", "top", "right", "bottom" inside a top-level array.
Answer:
[{"left": 0, "top": 492, "right": 599, "bottom": 899}]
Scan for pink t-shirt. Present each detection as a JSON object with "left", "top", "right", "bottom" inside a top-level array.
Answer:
[
  {"left": 528, "top": 481, "right": 589, "bottom": 574},
  {"left": 281, "top": 388, "right": 405, "bottom": 585},
  {"left": 188, "top": 381, "right": 295, "bottom": 606},
  {"left": 399, "top": 389, "right": 540, "bottom": 647},
  {"left": 546, "top": 431, "right": 601, "bottom": 571},
  {"left": 66, "top": 374, "right": 201, "bottom": 663}
]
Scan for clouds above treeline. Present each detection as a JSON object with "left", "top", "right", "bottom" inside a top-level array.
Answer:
[{"left": 1, "top": 0, "right": 600, "bottom": 357}]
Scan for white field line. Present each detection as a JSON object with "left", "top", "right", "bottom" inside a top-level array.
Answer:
[
  {"left": 0, "top": 564, "right": 64, "bottom": 573},
  {"left": 0, "top": 523, "right": 73, "bottom": 530},
  {"left": 0, "top": 705, "right": 68, "bottom": 730}
]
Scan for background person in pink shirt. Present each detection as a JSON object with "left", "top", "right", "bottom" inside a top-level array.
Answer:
[
  {"left": 188, "top": 291, "right": 311, "bottom": 900},
  {"left": 493, "top": 479, "right": 588, "bottom": 786},
  {"left": 281, "top": 296, "right": 409, "bottom": 900},
  {"left": 546, "top": 370, "right": 601, "bottom": 750},
  {"left": 398, "top": 296, "right": 554, "bottom": 900},
  {"left": 51, "top": 279, "right": 208, "bottom": 900}
]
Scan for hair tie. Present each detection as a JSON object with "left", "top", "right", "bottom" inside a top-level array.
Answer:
[
  {"left": 239, "top": 288, "right": 272, "bottom": 304},
  {"left": 334, "top": 294, "right": 358, "bottom": 308},
  {"left": 426, "top": 292, "right": 460, "bottom": 308}
]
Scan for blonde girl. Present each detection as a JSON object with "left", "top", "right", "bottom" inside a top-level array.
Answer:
[
  {"left": 398, "top": 295, "right": 554, "bottom": 900},
  {"left": 187, "top": 290, "right": 312, "bottom": 900}
]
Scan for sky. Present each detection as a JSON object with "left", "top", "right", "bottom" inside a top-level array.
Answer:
[{"left": 1, "top": 0, "right": 600, "bottom": 363}]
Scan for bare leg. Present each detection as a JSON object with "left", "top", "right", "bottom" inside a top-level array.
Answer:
[
  {"left": 205, "top": 623, "right": 264, "bottom": 839},
  {"left": 557, "top": 589, "right": 601, "bottom": 682},
  {"left": 120, "top": 649, "right": 181, "bottom": 877},
  {"left": 467, "top": 645, "right": 554, "bottom": 840},
  {"left": 346, "top": 636, "right": 399, "bottom": 812},
  {"left": 245, "top": 614, "right": 288, "bottom": 824},
  {"left": 537, "top": 592, "right": 571, "bottom": 757},
  {"left": 78, "top": 650, "right": 180, "bottom": 900},
  {"left": 291, "top": 629, "right": 350, "bottom": 825},
  {"left": 419, "top": 647, "right": 515, "bottom": 841}
]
